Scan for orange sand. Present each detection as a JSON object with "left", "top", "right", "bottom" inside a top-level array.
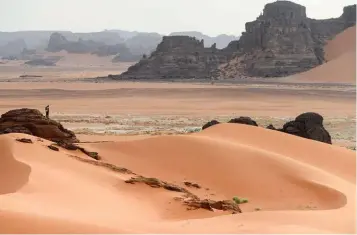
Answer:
[
  {"left": 0, "top": 123, "right": 355, "bottom": 233},
  {"left": 293, "top": 26, "right": 356, "bottom": 84}
]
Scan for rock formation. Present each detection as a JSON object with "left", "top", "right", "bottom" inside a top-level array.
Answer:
[
  {"left": 0, "top": 39, "right": 27, "bottom": 57},
  {"left": 281, "top": 112, "right": 332, "bottom": 144},
  {"left": 217, "top": 1, "right": 356, "bottom": 78},
  {"left": 116, "top": 1, "right": 355, "bottom": 80},
  {"left": 46, "top": 32, "right": 140, "bottom": 62},
  {"left": 202, "top": 120, "right": 220, "bottom": 130},
  {"left": 47, "top": 32, "right": 69, "bottom": 52},
  {"left": 169, "top": 31, "right": 240, "bottom": 49},
  {"left": 201, "top": 112, "right": 332, "bottom": 144},
  {"left": 117, "top": 36, "right": 234, "bottom": 79},
  {"left": 47, "top": 33, "right": 106, "bottom": 54},
  {"left": 0, "top": 108, "right": 78, "bottom": 143},
  {"left": 228, "top": 117, "right": 258, "bottom": 126}
]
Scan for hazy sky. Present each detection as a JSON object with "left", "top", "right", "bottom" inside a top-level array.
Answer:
[{"left": 0, "top": 0, "right": 355, "bottom": 36}]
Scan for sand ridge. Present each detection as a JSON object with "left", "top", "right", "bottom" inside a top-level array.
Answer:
[
  {"left": 0, "top": 123, "right": 355, "bottom": 233},
  {"left": 293, "top": 26, "right": 356, "bottom": 84}
]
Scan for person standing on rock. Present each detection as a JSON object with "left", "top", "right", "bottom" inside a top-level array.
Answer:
[{"left": 45, "top": 105, "right": 50, "bottom": 118}]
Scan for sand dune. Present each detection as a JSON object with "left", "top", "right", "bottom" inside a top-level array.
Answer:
[
  {"left": 0, "top": 124, "right": 355, "bottom": 233},
  {"left": 293, "top": 26, "right": 356, "bottom": 84},
  {"left": 325, "top": 26, "right": 356, "bottom": 61}
]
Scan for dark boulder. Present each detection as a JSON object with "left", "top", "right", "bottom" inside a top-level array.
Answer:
[
  {"left": 295, "top": 112, "right": 323, "bottom": 126},
  {"left": 0, "top": 108, "right": 78, "bottom": 143},
  {"left": 228, "top": 117, "right": 258, "bottom": 126},
  {"left": 266, "top": 124, "right": 277, "bottom": 130},
  {"left": 202, "top": 120, "right": 220, "bottom": 130},
  {"left": 281, "top": 112, "right": 332, "bottom": 144}
]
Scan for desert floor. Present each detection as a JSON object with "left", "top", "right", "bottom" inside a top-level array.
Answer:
[
  {"left": 0, "top": 78, "right": 356, "bottom": 233},
  {"left": 0, "top": 80, "right": 355, "bottom": 149}
]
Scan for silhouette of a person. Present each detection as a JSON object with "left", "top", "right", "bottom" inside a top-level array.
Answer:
[{"left": 45, "top": 105, "right": 50, "bottom": 118}]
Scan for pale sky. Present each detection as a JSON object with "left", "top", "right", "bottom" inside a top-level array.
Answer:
[{"left": 0, "top": 0, "right": 356, "bottom": 36}]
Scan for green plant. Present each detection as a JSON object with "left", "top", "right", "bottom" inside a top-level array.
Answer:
[{"left": 233, "top": 196, "right": 249, "bottom": 204}]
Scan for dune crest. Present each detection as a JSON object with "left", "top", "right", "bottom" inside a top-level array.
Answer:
[{"left": 0, "top": 123, "right": 355, "bottom": 233}]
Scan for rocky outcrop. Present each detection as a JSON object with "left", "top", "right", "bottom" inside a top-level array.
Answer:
[
  {"left": 341, "top": 4, "right": 356, "bottom": 28},
  {"left": 217, "top": 1, "right": 356, "bottom": 78},
  {"left": 202, "top": 120, "right": 220, "bottom": 130},
  {"left": 117, "top": 36, "right": 234, "bottom": 79},
  {"left": 114, "top": 1, "right": 355, "bottom": 80},
  {"left": 47, "top": 32, "right": 106, "bottom": 54},
  {"left": 228, "top": 117, "right": 258, "bottom": 126},
  {"left": 0, "top": 108, "right": 78, "bottom": 143},
  {"left": 169, "top": 31, "right": 240, "bottom": 49},
  {"left": 47, "top": 33, "right": 69, "bottom": 52},
  {"left": 93, "top": 44, "right": 141, "bottom": 62},
  {"left": 46, "top": 32, "right": 141, "bottom": 62},
  {"left": 0, "top": 39, "right": 27, "bottom": 57},
  {"left": 281, "top": 112, "right": 332, "bottom": 144},
  {"left": 202, "top": 112, "right": 332, "bottom": 144}
]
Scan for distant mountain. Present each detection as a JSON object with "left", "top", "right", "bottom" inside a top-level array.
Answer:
[
  {"left": 0, "top": 31, "right": 70, "bottom": 50},
  {"left": 0, "top": 29, "right": 240, "bottom": 57},
  {"left": 124, "top": 32, "right": 163, "bottom": 55},
  {"left": 104, "top": 29, "right": 142, "bottom": 40},
  {"left": 46, "top": 32, "right": 141, "bottom": 62},
  {"left": 0, "top": 38, "right": 27, "bottom": 57},
  {"left": 169, "top": 31, "right": 240, "bottom": 49}
]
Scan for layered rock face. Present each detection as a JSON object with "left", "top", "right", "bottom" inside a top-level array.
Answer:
[
  {"left": 115, "top": 1, "right": 355, "bottom": 80},
  {"left": 218, "top": 2, "right": 356, "bottom": 78},
  {"left": 0, "top": 108, "right": 78, "bottom": 143},
  {"left": 236, "top": 1, "right": 319, "bottom": 77},
  {"left": 119, "top": 36, "right": 234, "bottom": 79}
]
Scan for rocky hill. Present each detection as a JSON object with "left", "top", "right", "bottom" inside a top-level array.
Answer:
[
  {"left": 45, "top": 33, "right": 140, "bottom": 62},
  {"left": 169, "top": 31, "right": 240, "bottom": 49},
  {"left": 217, "top": 1, "right": 356, "bottom": 78},
  {"left": 117, "top": 1, "right": 356, "bottom": 80},
  {"left": 118, "top": 36, "right": 235, "bottom": 79},
  {"left": 0, "top": 39, "right": 27, "bottom": 57}
]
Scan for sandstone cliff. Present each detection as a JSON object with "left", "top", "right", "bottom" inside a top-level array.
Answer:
[
  {"left": 117, "top": 1, "right": 355, "bottom": 80},
  {"left": 119, "top": 36, "right": 234, "bottom": 79},
  {"left": 218, "top": 1, "right": 356, "bottom": 78}
]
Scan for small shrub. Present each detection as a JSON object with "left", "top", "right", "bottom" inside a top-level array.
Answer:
[
  {"left": 233, "top": 196, "right": 249, "bottom": 204},
  {"left": 185, "top": 127, "right": 201, "bottom": 133}
]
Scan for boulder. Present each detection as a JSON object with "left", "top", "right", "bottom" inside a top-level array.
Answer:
[
  {"left": 0, "top": 108, "right": 78, "bottom": 143},
  {"left": 228, "top": 117, "right": 258, "bottom": 126},
  {"left": 266, "top": 124, "right": 277, "bottom": 130},
  {"left": 281, "top": 112, "right": 332, "bottom": 144},
  {"left": 201, "top": 112, "right": 332, "bottom": 144},
  {"left": 202, "top": 120, "right": 220, "bottom": 130}
]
